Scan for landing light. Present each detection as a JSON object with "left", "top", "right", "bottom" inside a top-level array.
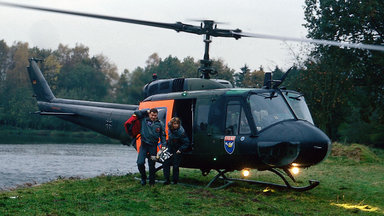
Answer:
[
  {"left": 291, "top": 167, "right": 300, "bottom": 175},
  {"left": 242, "top": 169, "right": 250, "bottom": 177},
  {"left": 290, "top": 163, "right": 300, "bottom": 175}
]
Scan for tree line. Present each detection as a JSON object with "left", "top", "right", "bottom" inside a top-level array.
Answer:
[{"left": 0, "top": 0, "right": 383, "bottom": 148}]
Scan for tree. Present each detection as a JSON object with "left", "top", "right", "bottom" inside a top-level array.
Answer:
[
  {"left": 211, "top": 58, "right": 235, "bottom": 84},
  {"left": 243, "top": 67, "right": 265, "bottom": 88},
  {"left": 303, "top": 0, "right": 384, "bottom": 142},
  {"left": 0, "top": 40, "right": 9, "bottom": 126},
  {"left": 234, "top": 64, "right": 250, "bottom": 87},
  {"left": 145, "top": 53, "right": 160, "bottom": 67},
  {"left": 285, "top": 59, "right": 353, "bottom": 138},
  {"left": 92, "top": 55, "right": 119, "bottom": 84},
  {"left": 40, "top": 55, "right": 62, "bottom": 92},
  {"left": 151, "top": 55, "right": 182, "bottom": 79},
  {"left": 115, "top": 69, "right": 131, "bottom": 104},
  {"left": 272, "top": 66, "right": 284, "bottom": 80},
  {"left": 5, "top": 42, "right": 30, "bottom": 89},
  {"left": 0, "top": 40, "right": 9, "bottom": 85},
  {"left": 180, "top": 56, "right": 199, "bottom": 78},
  {"left": 124, "top": 67, "right": 151, "bottom": 104},
  {"left": 1, "top": 42, "right": 36, "bottom": 128}
]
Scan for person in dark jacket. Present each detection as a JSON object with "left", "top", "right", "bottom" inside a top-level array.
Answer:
[
  {"left": 135, "top": 108, "right": 166, "bottom": 186},
  {"left": 163, "top": 117, "right": 190, "bottom": 185}
]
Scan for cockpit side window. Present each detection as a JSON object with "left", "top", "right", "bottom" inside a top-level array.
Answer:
[
  {"left": 239, "top": 108, "right": 251, "bottom": 134},
  {"left": 225, "top": 100, "right": 251, "bottom": 135},
  {"left": 225, "top": 102, "right": 240, "bottom": 135}
]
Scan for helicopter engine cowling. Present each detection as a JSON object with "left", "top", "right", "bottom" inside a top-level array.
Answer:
[
  {"left": 256, "top": 120, "right": 331, "bottom": 168},
  {"left": 142, "top": 78, "right": 232, "bottom": 98}
]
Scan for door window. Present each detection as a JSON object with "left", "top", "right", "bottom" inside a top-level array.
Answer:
[
  {"left": 225, "top": 101, "right": 251, "bottom": 135},
  {"left": 196, "top": 104, "right": 209, "bottom": 131}
]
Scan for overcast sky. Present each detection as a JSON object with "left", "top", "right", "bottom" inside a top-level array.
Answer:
[{"left": 0, "top": 0, "right": 309, "bottom": 74}]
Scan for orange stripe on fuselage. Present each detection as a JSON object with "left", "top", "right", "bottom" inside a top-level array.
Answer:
[{"left": 136, "top": 100, "right": 174, "bottom": 153}]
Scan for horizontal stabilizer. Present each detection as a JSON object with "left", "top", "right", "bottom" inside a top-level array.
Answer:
[{"left": 33, "top": 111, "right": 76, "bottom": 116}]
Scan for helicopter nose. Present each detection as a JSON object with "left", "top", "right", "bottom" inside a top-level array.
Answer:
[
  {"left": 257, "top": 120, "right": 331, "bottom": 167},
  {"left": 292, "top": 121, "right": 331, "bottom": 167}
]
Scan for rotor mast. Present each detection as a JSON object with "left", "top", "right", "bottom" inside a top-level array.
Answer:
[{"left": 199, "top": 20, "right": 216, "bottom": 79}]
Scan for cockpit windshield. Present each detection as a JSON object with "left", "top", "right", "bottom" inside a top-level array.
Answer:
[
  {"left": 249, "top": 93, "right": 295, "bottom": 131},
  {"left": 283, "top": 91, "right": 314, "bottom": 124}
]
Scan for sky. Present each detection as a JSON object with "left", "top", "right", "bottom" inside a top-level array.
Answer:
[{"left": 0, "top": 0, "right": 309, "bottom": 74}]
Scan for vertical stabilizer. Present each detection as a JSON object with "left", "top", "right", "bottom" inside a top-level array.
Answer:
[{"left": 27, "top": 58, "right": 55, "bottom": 102}]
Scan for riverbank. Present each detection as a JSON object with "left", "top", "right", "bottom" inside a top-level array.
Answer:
[
  {"left": 0, "top": 127, "right": 120, "bottom": 144},
  {"left": 1, "top": 143, "right": 383, "bottom": 215}
]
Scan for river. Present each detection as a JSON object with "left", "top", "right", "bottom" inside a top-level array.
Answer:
[{"left": 0, "top": 144, "right": 139, "bottom": 191}]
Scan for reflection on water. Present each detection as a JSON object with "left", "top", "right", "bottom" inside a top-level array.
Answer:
[{"left": 0, "top": 144, "right": 138, "bottom": 191}]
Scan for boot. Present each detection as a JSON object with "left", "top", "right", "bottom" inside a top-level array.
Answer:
[{"left": 138, "top": 164, "right": 147, "bottom": 186}]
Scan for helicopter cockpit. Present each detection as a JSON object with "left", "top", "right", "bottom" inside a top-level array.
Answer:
[{"left": 222, "top": 89, "right": 315, "bottom": 135}]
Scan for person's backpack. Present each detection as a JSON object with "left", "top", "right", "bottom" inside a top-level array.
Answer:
[{"left": 124, "top": 114, "right": 141, "bottom": 137}]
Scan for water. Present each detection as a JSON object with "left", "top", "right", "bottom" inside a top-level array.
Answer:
[{"left": 0, "top": 144, "right": 139, "bottom": 191}]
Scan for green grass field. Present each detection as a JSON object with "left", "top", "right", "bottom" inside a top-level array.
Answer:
[{"left": 1, "top": 143, "right": 383, "bottom": 215}]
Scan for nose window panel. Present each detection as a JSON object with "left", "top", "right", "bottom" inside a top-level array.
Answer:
[{"left": 283, "top": 91, "right": 314, "bottom": 124}]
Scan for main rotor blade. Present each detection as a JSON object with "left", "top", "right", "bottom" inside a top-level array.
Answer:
[
  {"left": 234, "top": 31, "right": 384, "bottom": 52},
  {"left": 0, "top": 2, "right": 186, "bottom": 32},
  {"left": 3, "top": 1, "right": 383, "bottom": 52}
]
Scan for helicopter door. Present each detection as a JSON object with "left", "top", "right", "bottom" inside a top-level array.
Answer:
[
  {"left": 220, "top": 98, "right": 252, "bottom": 156},
  {"left": 172, "top": 99, "right": 194, "bottom": 145},
  {"left": 192, "top": 98, "right": 216, "bottom": 155}
]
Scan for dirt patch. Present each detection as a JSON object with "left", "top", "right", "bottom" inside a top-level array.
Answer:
[
  {"left": 187, "top": 188, "right": 216, "bottom": 199},
  {"left": 332, "top": 145, "right": 362, "bottom": 161},
  {"left": 331, "top": 143, "right": 380, "bottom": 162}
]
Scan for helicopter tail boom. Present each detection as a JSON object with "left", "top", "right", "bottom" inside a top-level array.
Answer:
[{"left": 26, "top": 58, "right": 138, "bottom": 144}]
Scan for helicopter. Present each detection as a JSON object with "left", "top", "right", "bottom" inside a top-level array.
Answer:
[{"left": 2, "top": 2, "right": 384, "bottom": 191}]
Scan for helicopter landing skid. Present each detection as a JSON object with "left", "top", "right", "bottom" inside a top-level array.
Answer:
[
  {"left": 205, "top": 169, "right": 235, "bottom": 189},
  {"left": 206, "top": 169, "right": 319, "bottom": 192}
]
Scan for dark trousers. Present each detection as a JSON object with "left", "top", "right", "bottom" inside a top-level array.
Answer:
[
  {"left": 137, "top": 142, "right": 157, "bottom": 184},
  {"left": 163, "top": 153, "right": 182, "bottom": 182}
]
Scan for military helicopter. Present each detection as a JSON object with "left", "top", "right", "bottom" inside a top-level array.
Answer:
[{"left": 2, "top": 2, "right": 384, "bottom": 191}]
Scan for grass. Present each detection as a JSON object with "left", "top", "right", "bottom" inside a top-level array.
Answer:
[{"left": 1, "top": 143, "right": 383, "bottom": 215}]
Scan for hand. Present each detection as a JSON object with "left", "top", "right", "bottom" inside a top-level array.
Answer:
[
  {"left": 162, "top": 146, "right": 166, "bottom": 150},
  {"left": 176, "top": 150, "right": 181, "bottom": 154}
]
